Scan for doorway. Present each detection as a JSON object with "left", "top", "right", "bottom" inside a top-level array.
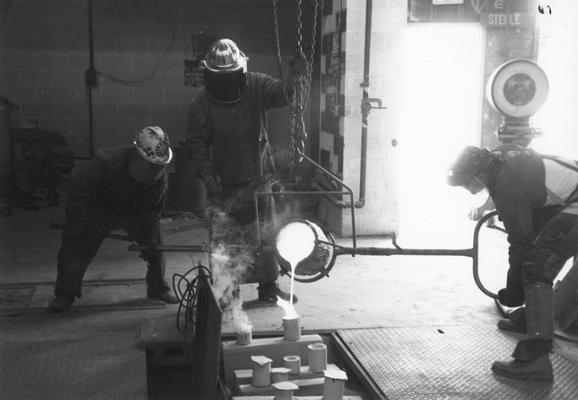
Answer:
[{"left": 398, "top": 23, "right": 484, "bottom": 246}]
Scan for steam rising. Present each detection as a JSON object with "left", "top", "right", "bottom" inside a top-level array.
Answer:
[
  {"left": 204, "top": 184, "right": 307, "bottom": 334},
  {"left": 208, "top": 207, "right": 255, "bottom": 334}
]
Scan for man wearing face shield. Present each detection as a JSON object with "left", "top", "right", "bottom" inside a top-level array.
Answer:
[
  {"left": 447, "top": 144, "right": 578, "bottom": 382},
  {"left": 184, "top": 38, "right": 306, "bottom": 305},
  {"left": 48, "top": 126, "right": 179, "bottom": 312}
]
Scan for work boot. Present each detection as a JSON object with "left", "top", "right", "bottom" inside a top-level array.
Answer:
[
  {"left": 258, "top": 281, "right": 297, "bottom": 304},
  {"left": 48, "top": 293, "right": 74, "bottom": 313},
  {"left": 147, "top": 290, "right": 179, "bottom": 304},
  {"left": 498, "top": 307, "right": 526, "bottom": 333},
  {"left": 491, "top": 353, "right": 553, "bottom": 383}
]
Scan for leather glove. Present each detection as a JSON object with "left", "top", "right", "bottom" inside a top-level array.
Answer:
[
  {"left": 289, "top": 54, "right": 308, "bottom": 77},
  {"left": 498, "top": 287, "right": 525, "bottom": 307},
  {"left": 203, "top": 174, "right": 222, "bottom": 196},
  {"left": 498, "top": 264, "right": 525, "bottom": 307}
]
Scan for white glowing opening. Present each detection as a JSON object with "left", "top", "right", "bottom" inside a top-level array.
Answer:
[
  {"left": 276, "top": 222, "right": 316, "bottom": 267},
  {"left": 398, "top": 23, "right": 484, "bottom": 245}
]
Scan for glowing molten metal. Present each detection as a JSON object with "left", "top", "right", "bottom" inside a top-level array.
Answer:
[{"left": 275, "top": 221, "right": 316, "bottom": 267}]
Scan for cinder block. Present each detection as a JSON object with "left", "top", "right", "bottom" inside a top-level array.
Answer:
[
  {"left": 222, "top": 334, "right": 324, "bottom": 384},
  {"left": 165, "top": 88, "right": 194, "bottom": 105}
]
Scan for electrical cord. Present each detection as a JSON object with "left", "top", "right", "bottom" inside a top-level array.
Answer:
[{"left": 172, "top": 263, "right": 212, "bottom": 333}]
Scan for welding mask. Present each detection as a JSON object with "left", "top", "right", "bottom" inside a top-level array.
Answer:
[{"left": 203, "top": 39, "right": 248, "bottom": 103}]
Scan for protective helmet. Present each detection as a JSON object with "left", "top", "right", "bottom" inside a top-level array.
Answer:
[
  {"left": 133, "top": 126, "right": 173, "bottom": 165},
  {"left": 202, "top": 38, "right": 248, "bottom": 103},
  {"left": 447, "top": 146, "right": 493, "bottom": 187}
]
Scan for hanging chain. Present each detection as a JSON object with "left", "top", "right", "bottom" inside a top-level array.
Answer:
[
  {"left": 273, "top": 0, "right": 322, "bottom": 169},
  {"left": 272, "top": 0, "right": 289, "bottom": 102}
]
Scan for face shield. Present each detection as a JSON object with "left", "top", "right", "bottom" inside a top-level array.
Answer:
[
  {"left": 203, "top": 68, "right": 247, "bottom": 103},
  {"left": 202, "top": 38, "right": 248, "bottom": 103}
]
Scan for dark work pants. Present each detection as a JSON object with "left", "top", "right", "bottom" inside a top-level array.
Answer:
[
  {"left": 54, "top": 214, "right": 168, "bottom": 299},
  {"left": 514, "top": 212, "right": 578, "bottom": 360},
  {"left": 521, "top": 212, "right": 578, "bottom": 285}
]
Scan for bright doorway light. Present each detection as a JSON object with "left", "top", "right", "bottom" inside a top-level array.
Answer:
[{"left": 398, "top": 23, "right": 483, "bottom": 246}]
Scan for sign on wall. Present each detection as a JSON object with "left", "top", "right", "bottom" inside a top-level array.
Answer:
[
  {"left": 408, "top": 0, "right": 535, "bottom": 26},
  {"left": 433, "top": 0, "right": 464, "bottom": 4},
  {"left": 184, "top": 59, "right": 204, "bottom": 88},
  {"left": 481, "top": 11, "right": 534, "bottom": 29}
]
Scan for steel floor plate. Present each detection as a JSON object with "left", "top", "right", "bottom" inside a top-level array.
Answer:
[
  {"left": 0, "top": 334, "right": 146, "bottom": 400},
  {"left": 338, "top": 324, "right": 578, "bottom": 400}
]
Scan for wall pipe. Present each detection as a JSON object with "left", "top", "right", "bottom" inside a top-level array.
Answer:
[
  {"left": 355, "top": 0, "right": 373, "bottom": 208},
  {"left": 84, "top": 0, "right": 95, "bottom": 159}
]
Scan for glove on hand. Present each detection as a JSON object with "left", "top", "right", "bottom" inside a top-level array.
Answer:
[
  {"left": 498, "top": 287, "right": 525, "bottom": 307},
  {"left": 203, "top": 174, "right": 222, "bottom": 196},
  {"left": 289, "top": 54, "right": 308, "bottom": 77}
]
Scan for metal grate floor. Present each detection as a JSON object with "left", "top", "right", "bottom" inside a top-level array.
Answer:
[
  {"left": 0, "top": 334, "right": 146, "bottom": 400},
  {"left": 338, "top": 324, "right": 578, "bottom": 400}
]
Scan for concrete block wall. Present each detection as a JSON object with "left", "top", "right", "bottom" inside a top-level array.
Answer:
[
  {"left": 317, "top": 0, "right": 406, "bottom": 237},
  {"left": 0, "top": 0, "right": 300, "bottom": 159},
  {"left": 316, "top": 0, "right": 347, "bottom": 235}
]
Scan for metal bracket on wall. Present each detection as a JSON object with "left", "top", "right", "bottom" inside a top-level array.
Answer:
[{"left": 361, "top": 97, "right": 388, "bottom": 116}]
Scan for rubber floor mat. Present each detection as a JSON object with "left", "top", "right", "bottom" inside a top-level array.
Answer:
[
  {"left": 338, "top": 324, "right": 578, "bottom": 400},
  {"left": 0, "top": 334, "right": 146, "bottom": 400}
]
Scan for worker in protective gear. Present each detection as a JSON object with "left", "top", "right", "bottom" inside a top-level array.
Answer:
[
  {"left": 447, "top": 144, "right": 578, "bottom": 382},
  {"left": 48, "top": 126, "right": 179, "bottom": 312},
  {"left": 183, "top": 38, "right": 306, "bottom": 305}
]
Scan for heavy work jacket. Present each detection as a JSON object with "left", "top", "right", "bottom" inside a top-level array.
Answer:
[
  {"left": 66, "top": 145, "right": 167, "bottom": 245},
  {"left": 184, "top": 72, "right": 289, "bottom": 187},
  {"left": 487, "top": 145, "right": 578, "bottom": 274}
]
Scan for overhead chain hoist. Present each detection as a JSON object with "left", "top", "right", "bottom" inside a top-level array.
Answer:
[{"left": 272, "top": 0, "right": 322, "bottom": 169}]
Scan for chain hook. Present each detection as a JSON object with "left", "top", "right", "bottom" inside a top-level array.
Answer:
[{"left": 273, "top": 0, "right": 323, "bottom": 170}]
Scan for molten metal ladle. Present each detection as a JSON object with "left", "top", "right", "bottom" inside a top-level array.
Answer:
[{"left": 273, "top": 212, "right": 500, "bottom": 300}]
